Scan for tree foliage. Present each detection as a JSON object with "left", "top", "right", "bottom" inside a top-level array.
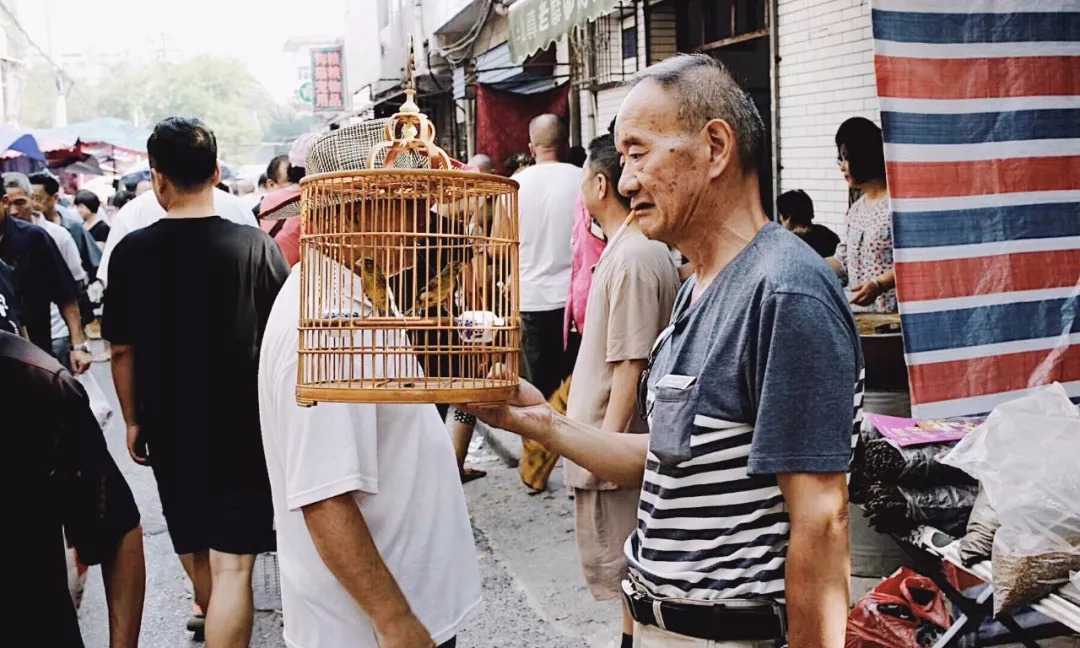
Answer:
[{"left": 20, "top": 54, "right": 312, "bottom": 163}]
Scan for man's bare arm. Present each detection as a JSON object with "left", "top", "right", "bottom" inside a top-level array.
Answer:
[
  {"left": 101, "top": 525, "right": 145, "bottom": 648},
  {"left": 110, "top": 344, "right": 148, "bottom": 465},
  {"left": 60, "top": 300, "right": 92, "bottom": 373},
  {"left": 467, "top": 379, "right": 650, "bottom": 487},
  {"left": 110, "top": 345, "right": 138, "bottom": 428},
  {"left": 601, "top": 359, "right": 647, "bottom": 434},
  {"left": 302, "top": 494, "right": 434, "bottom": 647},
  {"left": 60, "top": 300, "right": 86, "bottom": 345},
  {"left": 778, "top": 472, "right": 850, "bottom": 648},
  {"left": 551, "top": 414, "right": 650, "bottom": 486}
]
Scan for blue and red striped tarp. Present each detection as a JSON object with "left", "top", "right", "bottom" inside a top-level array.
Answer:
[{"left": 871, "top": 0, "right": 1080, "bottom": 418}]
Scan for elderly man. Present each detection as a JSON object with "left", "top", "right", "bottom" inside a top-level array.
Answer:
[
  {"left": 1, "top": 173, "right": 92, "bottom": 372},
  {"left": 28, "top": 172, "right": 102, "bottom": 277},
  {"left": 468, "top": 54, "right": 861, "bottom": 647}
]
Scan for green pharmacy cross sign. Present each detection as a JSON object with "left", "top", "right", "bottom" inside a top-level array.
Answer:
[
  {"left": 508, "top": 0, "right": 619, "bottom": 64},
  {"left": 299, "top": 82, "right": 314, "bottom": 104}
]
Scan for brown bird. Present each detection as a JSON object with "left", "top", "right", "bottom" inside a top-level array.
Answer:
[
  {"left": 408, "top": 260, "right": 464, "bottom": 316},
  {"left": 355, "top": 257, "right": 392, "bottom": 316}
]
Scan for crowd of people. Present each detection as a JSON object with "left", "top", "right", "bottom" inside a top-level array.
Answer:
[{"left": 0, "top": 52, "right": 904, "bottom": 648}]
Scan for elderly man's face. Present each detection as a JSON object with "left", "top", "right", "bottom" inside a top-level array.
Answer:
[
  {"left": 5, "top": 187, "right": 34, "bottom": 222},
  {"left": 614, "top": 80, "right": 709, "bottom": 245}
]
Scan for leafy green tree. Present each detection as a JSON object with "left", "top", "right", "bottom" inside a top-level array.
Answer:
[{"left": 19, "top": 54, "right": 314, "bottom": 163}]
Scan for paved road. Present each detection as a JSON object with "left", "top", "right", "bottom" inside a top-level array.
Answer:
[{"left": 77, "top": 354, "right": 616, "bottom": 647}]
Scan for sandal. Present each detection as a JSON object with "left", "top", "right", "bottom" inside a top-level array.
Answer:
[
  {"left": 460, "top": 467, "right": 487, "bottom": 483},
  {"left": 187, "top": 604, "right": 205, "bottom": 641}
]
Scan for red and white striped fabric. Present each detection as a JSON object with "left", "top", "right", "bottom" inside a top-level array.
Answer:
[{"left": 871, "top": 0, "right": 1080, "bottom": 418}]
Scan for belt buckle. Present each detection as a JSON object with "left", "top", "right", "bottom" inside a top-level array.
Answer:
[{"left": 621, "top": 579, "right": 667, "bottom": 630}]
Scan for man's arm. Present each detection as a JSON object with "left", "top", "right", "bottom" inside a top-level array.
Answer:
[
  {"left": 777, "top": 472, "right": 850, "bottom": 648},
  {"left": 109, "top": 344, "right": 145, "bottom": 465},
  {"left": 748, "top": 292, "right": 859, "bottom": 647},
  {"left": 466, "top": 379, "right": 649, "bottom": 487},
  {"left": 59, "top": 299, "right": 92, "bottom": 373},
  {"left": 101, "top": 525, "right": 145, "bottom": 648},
  {"left": 601, "top": 359, "right": 647, "bottom": 434},
  {"left": 302, "top": 494, "right": 434, "bottom": 648},
  {"left": 60, "top": 300, "right": 87, "bottom": 345},
  {"left": 38, "top": 231, "right": 90, "bottom": 371}
]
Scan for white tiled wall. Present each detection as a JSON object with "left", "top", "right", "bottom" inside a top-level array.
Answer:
[{"left": 776, "top": 0, "right": 880, "bottom": 231}]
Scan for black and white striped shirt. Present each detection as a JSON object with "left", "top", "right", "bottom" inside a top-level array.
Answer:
[{"left": 625, "top": 224, "right": 863, "bottom": 603}]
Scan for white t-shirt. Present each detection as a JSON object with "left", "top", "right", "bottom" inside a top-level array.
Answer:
[
  {"left": 513, "top": 162, "right": 582, "bottom": 312},
  {"left": 97, "top": 188, "right": 258, "bottom": 286},
  {"left": 258, "top": 265, "right": 481, "bottom": 648},
  {"left": 35, "top": 215, "right": 87, "bottom": 341}
]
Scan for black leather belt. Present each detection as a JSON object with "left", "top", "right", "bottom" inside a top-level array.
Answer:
[{"left": 622, "top": 580, "right": 787, "bottom": 643}]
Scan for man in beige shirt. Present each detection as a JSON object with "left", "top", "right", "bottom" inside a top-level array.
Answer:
[{"left": 564, "top": 134, "right": 680, "bottom": 648}]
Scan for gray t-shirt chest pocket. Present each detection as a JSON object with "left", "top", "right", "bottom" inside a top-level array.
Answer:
[{"left": 649, "top": 382, "right": 700, "bottom": 467}]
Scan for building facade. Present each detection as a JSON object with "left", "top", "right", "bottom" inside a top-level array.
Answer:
[
  {"left": 342, "top": 0, "right": 880, "bottom": 226},
  {"left": 776, "top": 0, "right": 877, "bottom": 230}
]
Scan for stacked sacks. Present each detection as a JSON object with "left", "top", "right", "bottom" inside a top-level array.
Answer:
[{"left": 851, "top": 429, "right": 978, "bottom": 537}]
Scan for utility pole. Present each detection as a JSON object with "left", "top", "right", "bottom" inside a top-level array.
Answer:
[{"left": 44, "top": 0, "right": 70, "bottom": 126}]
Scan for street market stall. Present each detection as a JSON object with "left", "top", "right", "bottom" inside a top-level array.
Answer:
[
  {"left": 847, "top": 386, "right": 1080, "bottom": 647},
  {"left": 35, "top": 117, "right": 150, "bottom": 178},
  {"left": 0, "top": 125, "right": 47, "bottom": 173},
  {"left": 846, "top": 4, "right": 1080, "bottom": 643}
]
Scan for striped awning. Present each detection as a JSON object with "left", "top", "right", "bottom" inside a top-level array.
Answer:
[
  {"left": 871, "top": 0, "right": 1080, "bottom": 418},
  {"left": 508, "top": 0, "right": 618, "bottom": 64}
]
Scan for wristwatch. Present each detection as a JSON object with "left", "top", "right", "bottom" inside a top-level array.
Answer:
[{"left": 70, "top": 342, "right": 91, "bottom": 353}]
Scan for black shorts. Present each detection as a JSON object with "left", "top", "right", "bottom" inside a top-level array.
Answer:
[
  {"left": 520, "top": 309, "right": 580, "bottom": 400},
  {"left": 148, "top": 425, "right": 276, "bottom": 556}
]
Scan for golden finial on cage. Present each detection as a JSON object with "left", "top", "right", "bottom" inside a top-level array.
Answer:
[{"left": 368, "top": 36, "right": 451, "bottom": 170}]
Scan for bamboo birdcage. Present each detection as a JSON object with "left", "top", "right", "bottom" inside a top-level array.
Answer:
[{"left": 295, "top": 45, "right": 520, "bottom": 406}]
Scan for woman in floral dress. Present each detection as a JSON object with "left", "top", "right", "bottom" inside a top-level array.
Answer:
[{"left": 827, "top": 117, "right": 896, "bottom": 313}]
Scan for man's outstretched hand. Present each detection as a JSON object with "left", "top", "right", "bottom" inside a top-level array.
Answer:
[{"left": 461, "top": 375, "right": 553, "bottom": 443}]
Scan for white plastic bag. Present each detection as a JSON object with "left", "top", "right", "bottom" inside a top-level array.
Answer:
[
  {"left": 942, "top": 383, "right": 1080, "bottom": 614},
  {"left": 76, "top": 371, "right": 113, "bottom": 431}
]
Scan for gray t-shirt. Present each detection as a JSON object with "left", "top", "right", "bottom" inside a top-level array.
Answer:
[{"left": 626, "top": 222, "right": 863, "bottom": 603}]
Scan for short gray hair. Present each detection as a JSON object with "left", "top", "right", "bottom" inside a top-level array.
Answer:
[
  {"left": 2, "top": 172, "right": 31, "bottom": 195},
  {"left": 631, "top": 54, "right": 765, "bottom": 170}
]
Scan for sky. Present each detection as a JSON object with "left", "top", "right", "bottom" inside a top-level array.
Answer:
[{"left": 18, "top": 0, "right": 346, "bottom": 102}]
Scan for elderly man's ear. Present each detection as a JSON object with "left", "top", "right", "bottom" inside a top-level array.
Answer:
[{"left": 704, "top": 118, "right": 738, "bottom": 180}]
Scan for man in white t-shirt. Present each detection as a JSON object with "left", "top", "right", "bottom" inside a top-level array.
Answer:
[
  {"left": 257, "top": 123, "right": 481, "bottom": 648},
  {"left": 512, "top": 114, "right": 583, "bottom": 400},
  {"left": 97, "top": 186, "right": 257, "bottom": 286}
]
